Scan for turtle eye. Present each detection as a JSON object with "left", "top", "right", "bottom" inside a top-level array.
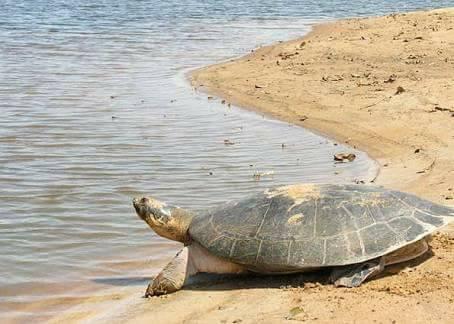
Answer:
[{"left": 140, "top": 197, "right": 149, "bottom": 204}]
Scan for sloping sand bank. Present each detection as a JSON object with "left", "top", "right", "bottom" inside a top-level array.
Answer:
[{"left": 53, "top": 8, "right": 454, "bottom": 323}]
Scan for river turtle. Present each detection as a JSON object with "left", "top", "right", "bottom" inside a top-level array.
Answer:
[{"left": 132, "top": 184, "right": 454, "bottom": 297}]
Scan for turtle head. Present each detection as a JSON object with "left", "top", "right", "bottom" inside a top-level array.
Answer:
[{"left": 133, "top": 196, "right": 192, "bottom": 244}]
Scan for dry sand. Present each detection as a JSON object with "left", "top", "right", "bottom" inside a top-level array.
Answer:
[{"left": 52, "top": 8, "right": 454, "bottom": 323}]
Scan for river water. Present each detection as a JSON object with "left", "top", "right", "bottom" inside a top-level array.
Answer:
[{"left": 1, "top": 0, "right": 452, "bottom": 321}]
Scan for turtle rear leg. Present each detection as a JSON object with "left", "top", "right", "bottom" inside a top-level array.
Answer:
[
  {"left": 330, "top": 257, "right": 385, "bottom": 288},
  {"left": 145, "top": 246, "right": 196, "bottom": 297}
]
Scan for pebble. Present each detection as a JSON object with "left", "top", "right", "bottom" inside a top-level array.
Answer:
[{"left": 334, "top": 152, "right": 356, "bottom": 162}]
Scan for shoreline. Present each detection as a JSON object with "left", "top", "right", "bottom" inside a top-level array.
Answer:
[
  {"left": 53, "top": 8, "right": 454, "bottom": 323},
  {"left": 190, "top": 66, "right": 383, "bottom": 186}
]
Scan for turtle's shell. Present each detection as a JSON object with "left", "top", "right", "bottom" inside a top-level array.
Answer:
[{"left": 189, "top": 184, "right": 454, "bottom": 272}]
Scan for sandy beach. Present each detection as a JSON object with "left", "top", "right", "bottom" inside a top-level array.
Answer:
[{"left": 53, "top": 8, "right": 454, "bottom": 323}]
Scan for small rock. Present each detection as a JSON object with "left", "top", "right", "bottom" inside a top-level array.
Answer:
[
  {"left": 289, "top": 306, "right": 304, "bottom": 317},
  {"left": 334, "top": 153, "right": 356, "bottom": 162},
  {"left": 221, "top": 99, "right": 226, "bottom": 104},
  {"left": 304, "top": 282, "right": 319, "bottom": 289},
  {"left": 395, "top": 86, "right": 405, "bottom": 95},
  {"left": 322, "top": 75, "right": 344, "bottom": 82},
  {"left": 255, "top": 84, "right": 266, "bottom": 89},
  {"left": 207, "top": 96, "right": 214, "bottom": 100},
  {"left": 384, "top": 74, "right": 397, "bottom": 83},
  {"left": 414, "top": 148, "right": 421, "bottom": 153}
]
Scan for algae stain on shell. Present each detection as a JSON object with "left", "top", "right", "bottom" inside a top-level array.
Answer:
[
  {"left": 356, "top": 192, "right": 388, "bottom": 207},
  {"left": 265, "top": 184, "right": 321, "bottom": 206},
  {"left": 287, "top": 213, "right": 305, "bottom": 225}
]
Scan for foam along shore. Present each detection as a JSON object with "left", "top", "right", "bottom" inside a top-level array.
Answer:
[{"left": 52, "top": 8, "right": 454, "bottom": 324}]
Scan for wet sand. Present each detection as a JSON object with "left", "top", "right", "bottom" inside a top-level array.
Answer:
[{"left": 52, "top": 8, "right": 454, "bottom": 323}]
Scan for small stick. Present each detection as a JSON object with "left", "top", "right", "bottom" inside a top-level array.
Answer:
[
  {"left": 359, "top": 95, "right": 391, "bottom": 110},
  {"left": 416, "top": 158, "right": 436, "bottom": 174}
]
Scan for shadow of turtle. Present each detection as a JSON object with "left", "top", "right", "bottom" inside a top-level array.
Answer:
[
  {"left": 184, "top": 249, "right": 434, "bottom": 292},
  {"left": 184, "top": 269, "right": 331, "bottom": 292}
]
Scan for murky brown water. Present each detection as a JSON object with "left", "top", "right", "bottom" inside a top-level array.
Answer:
[{"left": 4, "top": 0, "right": 449, "bottom": 321}]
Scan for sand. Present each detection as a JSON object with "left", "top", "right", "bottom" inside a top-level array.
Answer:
[{"left": 52, "top": 8, "right": 454, "bottom": 323}]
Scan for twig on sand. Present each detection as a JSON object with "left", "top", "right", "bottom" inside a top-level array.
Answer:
[
  {"left": 359, "top": 87, "right": 406, "bottom": 111},
  {"left": 416, "top": 158, "right": 436, "bottom": 174},
  {"left": 370, "top": 171, "right": 380, "bottom": 183},
  {"left": 359, "top": 95, "right": 391, "bottom": 110}
]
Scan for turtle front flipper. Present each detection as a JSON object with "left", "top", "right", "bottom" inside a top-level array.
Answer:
[
  {"left": 330, "top": 257, "right": 385, "bottom": 288},
  {"left": 145, "top": 246, "right": 196, "bottom": 297}
]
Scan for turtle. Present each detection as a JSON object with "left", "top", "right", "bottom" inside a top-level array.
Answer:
[{"left": 132, "top": 183, "right": 454, "bottom": 297}]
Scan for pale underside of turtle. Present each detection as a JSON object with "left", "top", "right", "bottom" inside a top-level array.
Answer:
[{"left": 132, "top": 184, "right": 454, "bottom": 297}]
